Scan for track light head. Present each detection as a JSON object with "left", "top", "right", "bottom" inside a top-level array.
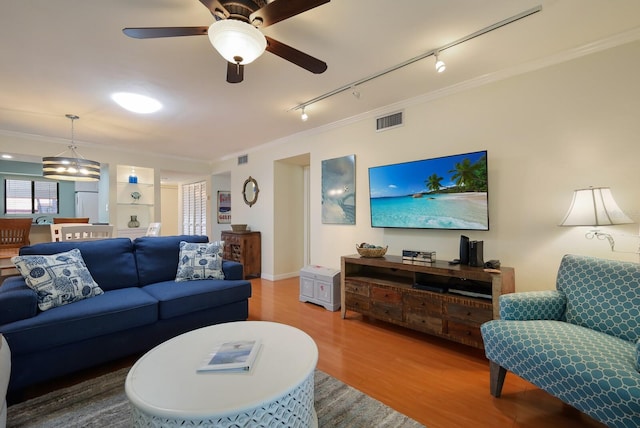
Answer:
[
  {"left": 435, "top": 53, "right": 446, "bottom": 73},
  {"left": 301, "top": 107, "right": 308, "bottom": 122}
]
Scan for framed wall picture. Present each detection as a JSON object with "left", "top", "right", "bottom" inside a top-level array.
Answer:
[
  {"left": 322, "top": 154, "right": 356, "bottom": 224},
  {"left": 217, "top": 191, "right": 231, "bottom": 224}
]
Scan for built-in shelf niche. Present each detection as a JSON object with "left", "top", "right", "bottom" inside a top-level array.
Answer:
[{"left": 116, "top": 165, "right": 154, "bottom": 235}]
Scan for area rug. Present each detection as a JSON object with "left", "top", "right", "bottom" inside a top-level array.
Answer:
[{"left": 7, "top": 368, "right": 424, "bottom": 427}]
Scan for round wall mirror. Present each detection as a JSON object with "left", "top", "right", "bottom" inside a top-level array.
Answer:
[{"left": 242, "top": 176, "right": 259, "bottom": 207}]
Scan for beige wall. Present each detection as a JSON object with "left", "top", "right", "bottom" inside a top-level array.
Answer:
[
  {"left": 160, "top": 184, "right": 179, "bottom": 236},
  {"left": 3, "top": 40, "right": 639, "bottom": 292},
  {"left": 213, "top": 40, "right": 640, "bottom": 291}
]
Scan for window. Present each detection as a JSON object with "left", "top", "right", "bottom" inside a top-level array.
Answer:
[
  {"left": 182, "top": 181, "right": 206, "bottom": 235},
  {"left": 5, "top": 179, "right": 59, "bottom": 214}
]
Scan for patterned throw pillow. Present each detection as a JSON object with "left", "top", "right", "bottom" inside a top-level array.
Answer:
[
  {"left": 636, "top": 339, "right": 640, "bottom": 372},
  {"left": 12, "top": 249, "right": 104, "bottom": 311},
  {"left": 175, "top": 241, "right": 225, "bottom": 282}
]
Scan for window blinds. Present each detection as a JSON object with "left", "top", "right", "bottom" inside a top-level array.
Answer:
[{"left": 182, "top": 181, "right": 207, "bottom": 235}]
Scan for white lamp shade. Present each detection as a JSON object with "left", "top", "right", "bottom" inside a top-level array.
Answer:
[
  {"left": 208, "top": 20, "right": 267, "bottom": 65},
  {"left": 560, "top": 187, "right": 634, "bottom": 226}
]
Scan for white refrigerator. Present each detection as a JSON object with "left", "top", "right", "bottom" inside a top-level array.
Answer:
[{"left": 75, "top": 182, "right": 100, "bottom": 223}]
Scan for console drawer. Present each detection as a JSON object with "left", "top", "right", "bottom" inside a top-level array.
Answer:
[
  {"left": 405, "top": 312, "right": 442, "bottom": 333},
  {"left": 345, "top": 280, "right": 370, "bottom": 297},
  {"left": 447, "top": 321, "right": 484, "bottom": 347},
  {"left": 371, "top": 301, "right": 403, "bottom": 322},
  {"left": 403, "top": 294, "right": 442, "bottom": 314},
  {"left": 445, "top": 302, "right": 492, "bottom": 324},
  {"left": 345, "top": 293, "right": 370, "bottom": 312},
  {"left": 371, "top": 287, "right": 401, "bottom": 304}
]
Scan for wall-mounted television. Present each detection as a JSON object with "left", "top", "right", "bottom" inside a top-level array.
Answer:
[{"left": 368, "top": 150, "right": 489, "bottom": 230}]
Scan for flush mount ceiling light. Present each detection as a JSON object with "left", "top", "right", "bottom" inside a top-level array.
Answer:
[
  {"left": 42, "top": 115, "right": 100, "bottom": 182},
  {"left": 112, "top": 92, "right": 162, "bottom": 114},
  {"left": 207, "top": 19, "right": 267, "bottom": 65}
]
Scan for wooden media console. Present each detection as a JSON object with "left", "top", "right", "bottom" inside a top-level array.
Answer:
[{"left": 341, "top": 254, "right": 515, "bottom": 349}]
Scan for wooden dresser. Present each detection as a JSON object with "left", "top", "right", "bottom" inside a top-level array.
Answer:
[{"left": 221, "top": 231, "right": 261, "bottom": 279}]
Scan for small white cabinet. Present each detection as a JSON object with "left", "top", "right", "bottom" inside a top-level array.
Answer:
[{"left": 299, "top": 265, "right": 341, "bottom": 311}]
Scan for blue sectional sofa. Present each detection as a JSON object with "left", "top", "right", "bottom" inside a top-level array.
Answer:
[
  {"left": 481, "top": 254, "right": 640, "bottom": 428},
  {"left": 0, "top": 235, "right": 252, "bottom": 393}
]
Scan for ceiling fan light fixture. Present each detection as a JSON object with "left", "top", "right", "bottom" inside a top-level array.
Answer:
[{"left": 208, "top": 20, "right": 267, "bottom": 65}]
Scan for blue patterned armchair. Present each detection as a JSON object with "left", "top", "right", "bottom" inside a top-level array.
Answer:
[{"left": 481, "top": 254, "right": 640, "bottom": 428}]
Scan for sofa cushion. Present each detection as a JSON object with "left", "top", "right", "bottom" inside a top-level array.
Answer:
[
  {"left": 0, "top": 287, "right": 158, "bottom": 355},
  {"left": 175, "top": 241, "right": 225, "bottom": 282},
  {"left": 556, "top": 254, "right": 640, "bottom": 343},
  {"left": 134, "top": 235, "right": 208, "bottom": 286},
  {"left": 0, "top": 278, "right": 38, "bottom": 325},
  {"left": 12, "top": 249, "right": 104, "bottom": 311},
  {"left": 18, "top": 238, "right": 138, "bottom": 291},
  {"left": 142, "top": 279, "right": 251, "bottom": 320}
]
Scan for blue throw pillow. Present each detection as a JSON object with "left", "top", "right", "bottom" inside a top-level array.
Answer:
[
  {"left": 636, "top": 339, "right": 640, "bottom": 373},
  {"left": 12, "top": 249, "right": 104, "bottom": 311},
  {"left": 175, "top": 241, "right": 225, "bottom": 282}
]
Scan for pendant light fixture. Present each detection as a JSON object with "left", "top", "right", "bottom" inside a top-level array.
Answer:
[{"left": 42, "top": 114, "right": 100, "bottom": 181}]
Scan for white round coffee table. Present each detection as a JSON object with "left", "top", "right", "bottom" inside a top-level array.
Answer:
[{"left": 125, "top": 321, "right": 318, "bottom": 427}]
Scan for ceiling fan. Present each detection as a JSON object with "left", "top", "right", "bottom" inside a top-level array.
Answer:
[{"left": 123, "top": 0, "right": 329, "bottom": 83}]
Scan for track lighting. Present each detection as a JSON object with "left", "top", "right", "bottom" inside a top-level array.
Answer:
[
  {"left": 435, "top": 53, "right": 446, "bottom": 73},
  {"left": 288, "top": 5, "right": 541, "bottom": 117},
  {"left": 301, "top": 107, "right": 308, "bottom": 122}
]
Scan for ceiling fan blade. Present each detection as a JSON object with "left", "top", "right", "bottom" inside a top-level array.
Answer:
[
  {"left": 265, "top": 36, "right": 327, "bottom": 74},
  {"left": 199, "top": 0, "right": 229, "bottom": 19},
  {"left": 226, "top": 62, "right": 244, "bottom": 84},
  {"left": 123, "top": 27, "right": 209, "bottom": 39},
  {"left": 251, "top": 0, "right": 330, "bottom": 28}
]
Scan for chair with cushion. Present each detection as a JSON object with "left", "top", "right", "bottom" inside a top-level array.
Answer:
[
  {"left": 0, "top": 218, "right": 32, "bottom": 277},
  {"left": 481, "top": 254, "right": 640, "bottom": 428},
  {"left": 57, "top": 224, "right": 114, "bottom": 241}
]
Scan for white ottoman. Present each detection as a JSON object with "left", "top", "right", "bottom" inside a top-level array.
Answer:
[{"left": 126, "top": 321, "right": 318, "bottom": 427}]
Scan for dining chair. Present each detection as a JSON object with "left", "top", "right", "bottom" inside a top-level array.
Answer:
[
  {"left": 58, "top": 225, "right": 114, "bottom": 242},
  {"left": 0, "top": 218, "right": 32, "bottom": 276}
]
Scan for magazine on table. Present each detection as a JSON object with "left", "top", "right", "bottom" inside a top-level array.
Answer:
[{"left": 197, "top": 339, "right": 262, "bottom": 372}]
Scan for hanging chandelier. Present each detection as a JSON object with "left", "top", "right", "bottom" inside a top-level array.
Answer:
[{"left": 42, "top": 114, "right": 100, "bottom": 181}]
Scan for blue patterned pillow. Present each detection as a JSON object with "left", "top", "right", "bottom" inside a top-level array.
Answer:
[
  {"left": 175, "top": 241, "right": 225, "bottom": 282},
  {"left": 636, "top": 339, "right": 640, "bottom": 372},
  {"left": 12, "top": 249, "right": 104, "bottom": 311}
]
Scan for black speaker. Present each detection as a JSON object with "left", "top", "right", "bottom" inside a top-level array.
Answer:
[
  {"left": 459, "top": 235, "right": 469, "bottom": 265},
  {"left": 469, "top": 240, "right": 484, "bottom": 267}
]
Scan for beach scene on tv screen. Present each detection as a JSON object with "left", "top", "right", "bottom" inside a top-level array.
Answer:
[{"left": 369, "top": 151, "right": 489, "bottom": 230}]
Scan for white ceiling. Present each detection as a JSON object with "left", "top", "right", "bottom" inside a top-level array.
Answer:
[{"left": 1, "top": 0, "right": 640, "bottom": 164}]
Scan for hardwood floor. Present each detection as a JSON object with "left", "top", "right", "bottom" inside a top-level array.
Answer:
[
  {"left": 12, "top": 276, "right": 606, "bottom": 427},
  {"left": 250, "top": 277, "right": 605, "bottom": 428}
]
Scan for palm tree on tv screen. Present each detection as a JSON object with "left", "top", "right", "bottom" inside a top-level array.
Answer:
[{"left": 425, "top": 173, "right": 444, "bottom": 193}]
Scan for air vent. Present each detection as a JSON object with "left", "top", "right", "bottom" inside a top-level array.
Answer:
[
  {"left": 376, "top": 111, "right": 403, "bottom": 132},
  {"left": 237, "top": 154, "right": 248, "bottom": 165}
]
